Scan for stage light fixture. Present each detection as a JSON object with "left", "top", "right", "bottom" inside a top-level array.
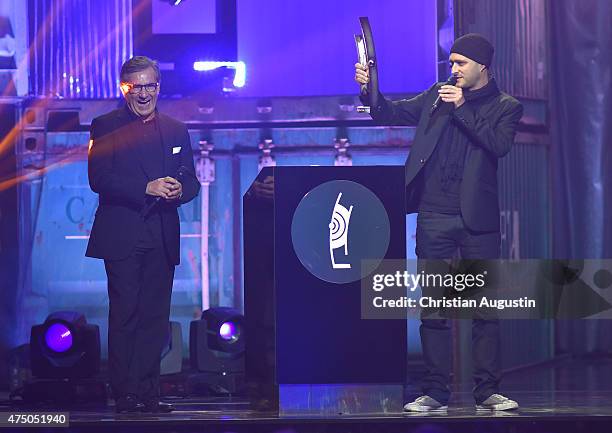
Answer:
[
  {"left": 219, "top": 321, "right": 240, "bottom": 342},
  {"left": 189, "top": 307, "right": 245, "bottom": 394},
  {"left": 30, "top": 311, "right": 100, "bottom": 379},
  {"left": 44, "top": 323, "right": 73, "bottom": 353}
]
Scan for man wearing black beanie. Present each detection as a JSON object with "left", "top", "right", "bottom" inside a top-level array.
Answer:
[{"left": 355, "top": 33, "right": 523, "bottom": 412}]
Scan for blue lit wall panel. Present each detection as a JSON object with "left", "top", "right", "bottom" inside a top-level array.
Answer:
[
  {"left": 237, "top": 0, "right": 437, "bottom": 97},
  {"left": 207, "top": 156, "right": 237, "bottom": 308},
  {"left": 152, "top": 0, "right": 216, "bottom": 35},
  {"left": 28, "top": 0, "right": 133, "bottom": 98}
]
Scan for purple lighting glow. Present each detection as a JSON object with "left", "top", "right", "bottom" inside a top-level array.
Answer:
[
  {"left": 45, "top": 323, "right": 73, "bottom": 353},
  {"left": 193, "top": 61, "right": 246, "bottom": 88},
  {"left": 219, "top": 322, "right": 239, "bottom": 342}
]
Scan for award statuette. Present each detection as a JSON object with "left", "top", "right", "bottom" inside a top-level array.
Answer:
[{"left": 354, "top": 17, "right": 379, "bottom": 114}]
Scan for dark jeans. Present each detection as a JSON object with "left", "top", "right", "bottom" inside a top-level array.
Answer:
[
  {"left": 415, "top": 211, "right": 501, "bottom": 405},
  {"left": 105, "top": 243, "right": 175, "bottom": 401}
]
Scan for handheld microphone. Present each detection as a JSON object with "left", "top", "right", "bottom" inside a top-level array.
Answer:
[
  {"left": 430, "top": 74, "right": 458, "bottom": 115},
  {"left": 177, "top": 165, "right": 187, "bottom": 181}
]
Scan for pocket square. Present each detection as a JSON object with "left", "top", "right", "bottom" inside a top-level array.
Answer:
[{"left": 172, "top": 146, "right": 181, "bottom": 154}]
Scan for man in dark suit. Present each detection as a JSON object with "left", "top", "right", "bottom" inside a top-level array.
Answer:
[
  {"left": 356, "top": 34, "right": 523, "bottom": 411},
  {"left": 86, "top": 56, "right": 200, "bottom": 413}
]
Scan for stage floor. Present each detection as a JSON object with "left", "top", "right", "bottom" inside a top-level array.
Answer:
[{"left": 2, "top": 356, "right": 612, "bottom": 432}]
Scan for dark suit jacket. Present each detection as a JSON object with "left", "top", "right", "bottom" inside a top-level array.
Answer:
[
  {"left": 366, "top": 83, "right": 523, "bottom": 232},
  {"left": 85, "top": 107, "right": 200, "bottom": 265}
]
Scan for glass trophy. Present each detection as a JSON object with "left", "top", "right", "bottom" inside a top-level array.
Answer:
[{"left": 354, "top": 17, "right": 379, "bottom": 114}]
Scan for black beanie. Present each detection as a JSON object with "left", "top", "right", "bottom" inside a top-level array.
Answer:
[{"left": 450, "top": 33, "right": 494, "bottom": 67}]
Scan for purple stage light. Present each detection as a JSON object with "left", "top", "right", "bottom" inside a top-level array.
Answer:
[
  {"left": 219, "top": 322, "right": 239, "bottom": 342},
  {"left": 45, "top": 323, "right": 73, "bottom": 353}
]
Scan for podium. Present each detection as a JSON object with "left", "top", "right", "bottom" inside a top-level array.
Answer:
[{"left": 244, "top": 166, "right": 407, "bottom": 415}]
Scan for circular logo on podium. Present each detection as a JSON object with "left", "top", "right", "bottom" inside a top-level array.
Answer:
[{"left": 291, "top": 180, "right": 390, "bottom": 284}]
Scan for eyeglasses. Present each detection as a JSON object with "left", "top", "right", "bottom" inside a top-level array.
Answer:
[{"left": 121, "top": 82, "right": 159, "bottom": 94}]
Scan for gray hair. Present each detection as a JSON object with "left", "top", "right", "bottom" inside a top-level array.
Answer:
[{"left": 120, "top": 56, "right": 161, "bottom": 82}]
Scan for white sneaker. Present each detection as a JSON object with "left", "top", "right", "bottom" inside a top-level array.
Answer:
[
  {"left": 476, "top": 393, "right": 519, "bottom": 411},
  {"left": 403, "top": 395, "right": 448, "bottom": 412}
]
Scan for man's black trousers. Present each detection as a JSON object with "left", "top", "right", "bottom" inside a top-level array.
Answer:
[
  {"left": 104, "top": 242, "right": 174, "bottom": 401},
  {"left": 415, "top": 211, "right": 501, "bottom": 405}
]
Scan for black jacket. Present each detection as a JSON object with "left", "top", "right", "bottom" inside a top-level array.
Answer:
[
  {"left": 366, "top": 82, "right": 523, "bottom": 232},
  {"left": 86, "top": 107, "right": 200, "bottom": 265}
]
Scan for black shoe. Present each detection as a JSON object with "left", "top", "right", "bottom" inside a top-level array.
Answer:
[
  {"left": 141, "top": 399, "right": 174, "bottom": 413},
  {"left": 115, "top": 394, "right": 144, "bottom": 413}
]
